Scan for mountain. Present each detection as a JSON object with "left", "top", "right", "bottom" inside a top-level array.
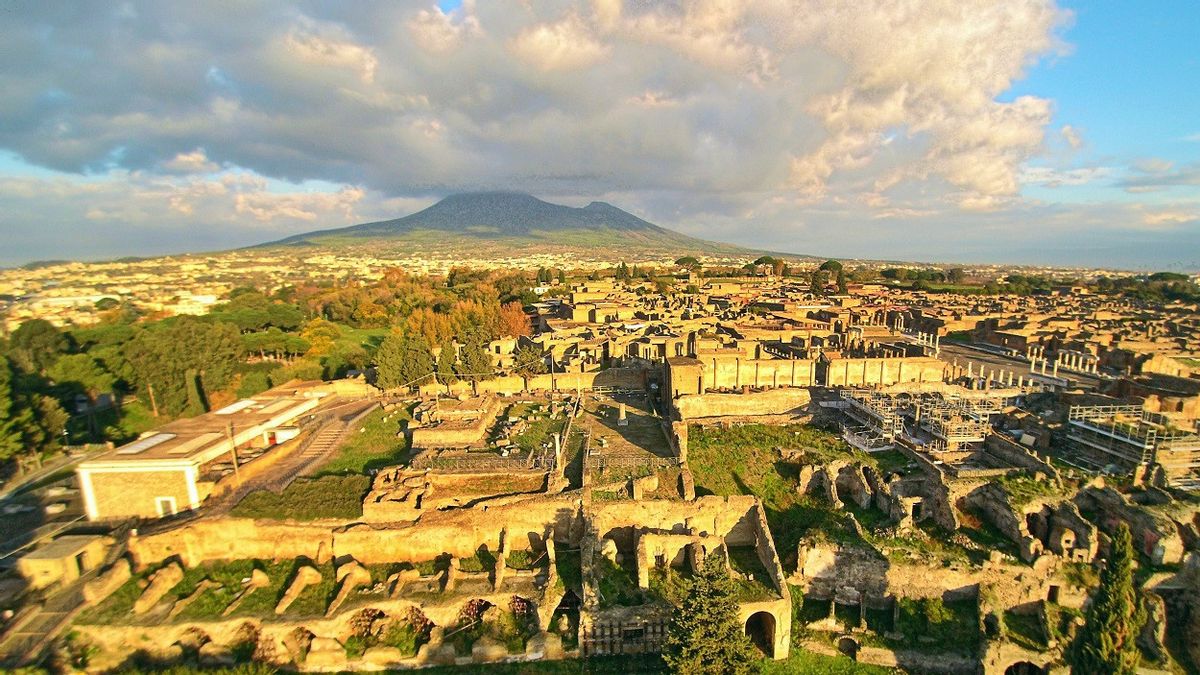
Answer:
[{"left": 260, "top": 192, "right": 751, "bottom": 256}]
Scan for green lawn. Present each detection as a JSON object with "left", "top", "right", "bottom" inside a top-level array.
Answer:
[
  {"left": 314, "top": 405, "right": 414, "bottom": 475},
  {"left": 688, "top": 423, "right": 867, "bottom": 567},
  {"left": 231, "top": 474, "right": 370, "bottom": 520},
  {"left": 762, "top": 649, "right": 900, "bottom": 674}
]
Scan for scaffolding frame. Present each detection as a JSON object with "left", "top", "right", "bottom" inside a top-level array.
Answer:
[{"left": 1066, "top": 405, "right": 1200, "bottom": 484}]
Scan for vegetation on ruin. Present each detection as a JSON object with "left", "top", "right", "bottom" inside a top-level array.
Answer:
[
  {"left": 688, "top": 422, "right": 875, "bottom": 567},
  {"left": 891, "top": 597, "right": 980, "bottom": 653},
  {"left": 505, "top": 548, "right": 544, "bottom": 570},
  {"left": 648, "top": 564, "right": 692, "bottom": 606},
  {"left": 727, "top": 546, "right": 779, "bottom": 602},
  {"left": 230, "top": 474, "right": 370, "bottom": 520},
  {"left": 1069, "top": 522, "right": 1146, "bottom": 674},
  {"left": 995, "top": 474, "right": 1064, "bottom": 507},
  {"left": 313, "top": 404, "right": 414, "bottom": 475},
  {"left": 1003, "top": 609, "right": 1046, "bottom": 651},
  {"left": 458, "top": 547, "right": 498, "bottom": 573},
  {"left": 593, "top": 556, "right": 645, "bottom": 608},
  {"left": 761, "top": 650, "right": 900, "bottom": 674},
  {"left": 664, "top": 552, "right": 760, "bottom": 675},
  {"left": 554, "top": 549, "right": 582, "bottom": 591}
]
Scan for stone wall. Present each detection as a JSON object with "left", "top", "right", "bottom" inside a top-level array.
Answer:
[
  {"left": 822, "top": 357, "right": 947, "bottom": 387},
  {"left": 674, "top": 387, "right": 812, "bottom": 420}
]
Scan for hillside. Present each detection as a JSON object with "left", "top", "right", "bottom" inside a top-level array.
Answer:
[{"left": 260, "top": 192, "right": 755, "bottom": 256}]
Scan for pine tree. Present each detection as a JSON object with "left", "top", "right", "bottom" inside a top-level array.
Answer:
[
  {"left": 1070, "top": 523, "right": 1145, "bottom": 675},
  {"left": 456, "top": 339, "right": 494, "bottom": 381},
  {"left": 436, "top": 342, "right": 458, "bottom": 385},
  {"left": 512, "top": 343, "right": 548, "bottom": 375},
  {"left": 837, "top": 268, "right": 849, "bottom": 294},
  {"left": 374, "top": 334, "right": 435, "bottom": 390},
  {"left": 664, "top": 551, "right": 759, "bottom": 675},
  {"left": 0, "top": 357, "right": 36, "bottom": 464}
]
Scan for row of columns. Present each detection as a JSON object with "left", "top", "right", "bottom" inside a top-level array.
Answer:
[
  {"left": 1024, "top": 345, "right": 1100, "bottom": 375},
  {"left": 950, "top": 359, "right": 1035, "bottom": 390}
]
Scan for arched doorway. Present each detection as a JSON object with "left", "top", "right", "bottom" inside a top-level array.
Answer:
[
  {"left": 1005, "top": 662, "right": 1046, "bottom": 675},
  {"left": 837, "top": 636, "right": 859, "bottom": 661},
  {"left": 745, "top": 612, "right": 775, "bottom": 657}
]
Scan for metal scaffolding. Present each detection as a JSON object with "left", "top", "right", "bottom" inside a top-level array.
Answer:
[{"left": 1066, "top": 405, "right": 1200, "bottom": 486}]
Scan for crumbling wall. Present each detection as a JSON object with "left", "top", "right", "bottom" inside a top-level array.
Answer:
[
  {"left": 1073, "top": 484, "right": 1186, "bottom": 565},
  {"left": 983, "top": 434, "right": 1058, "bottom": 480},
  {"left": 674, "top": 387, "right": 812, "bottom": 420}
]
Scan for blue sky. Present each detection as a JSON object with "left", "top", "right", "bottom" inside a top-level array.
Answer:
[{"left": 0, "top": 1, "right": 1196, "bottom": 269}]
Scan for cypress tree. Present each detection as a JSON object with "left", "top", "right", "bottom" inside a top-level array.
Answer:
[
  {"left": 664, "top": 551, "right": 759, "bottom": 675},
  {"left": 1070, "top": 523, "right": 1145, "bottom": 675}
]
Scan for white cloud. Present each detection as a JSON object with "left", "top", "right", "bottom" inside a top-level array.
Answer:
[{"left": 510, "top": 14, "right": 610, "bottom": 71}]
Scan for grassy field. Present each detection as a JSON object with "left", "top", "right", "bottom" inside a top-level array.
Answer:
[
  {"left": 230, "top": 474, "right": 370, "bottom": 520},
  {"left": 761, "top": 650, "right": 900, "bottom": 674},
  {"left": 314, "top": 405, "right": 414, "bottom": 475},
  {"left": 688, "top": 423, "right": 866, "bottom": 566}
]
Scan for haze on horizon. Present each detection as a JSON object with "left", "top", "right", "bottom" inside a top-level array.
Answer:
[{"left": 0, "top": 1, "right": 1197, "bottom": 271}]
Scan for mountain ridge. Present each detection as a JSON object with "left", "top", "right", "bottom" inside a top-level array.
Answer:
[{"left": 259, "top": 191, "right": 760, "bottom": 256}]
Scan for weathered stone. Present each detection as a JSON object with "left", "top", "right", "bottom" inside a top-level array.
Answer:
[
  {"left": 197, "top": 641, "right": 236, "bottom": 667},
  {"left": 132, "top": 562, "right": 184, "bottom": 614},
  {"left": 275, "top": 565, "right": 322, "bottom": 615},
  {"left": 325, "top": 561, "right": 372, "bottom": 617},
  {"left": 471, "top": 635, "right": 509, "bottom": 662},
  {"left": 223, "top": 567, "right": 270, "bottom": 616},
  {"left": 304, "top": 637, "right": 347, "bottom": 669},
  {"left": 362, "top": 645, "right": 406, "bottom": 666}
]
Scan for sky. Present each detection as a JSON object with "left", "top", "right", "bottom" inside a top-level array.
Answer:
[{"left": 0, "top": 0, "right": 1197, "bottom": 270}]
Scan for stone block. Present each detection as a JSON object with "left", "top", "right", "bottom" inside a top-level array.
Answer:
[
  {"left": 132, "top": 562, "right": 184, "bottom": 614},
  {"left": 471, "top": 635, "right": 510, "bottom": 662},
  {"left": 305, "top": 637, "right": 347, "bottom": 670}
]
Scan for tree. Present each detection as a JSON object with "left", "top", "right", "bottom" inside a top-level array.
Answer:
[
  {"left": 675, "top": 256, "right": 700, "bottom": 269},
  {"left": 818, "top": 259, "right": 842, "bottom": 273},
  {"left": 836, "top": 268, "right": 848, "bottom": 294},
  {"left": 9, "top": 319, "right": 72, "bottom": 374},
  {"left": 1070, "top": 523, "right": 1145, "bottom": 675},
  {"left": 946, "top": 268, "right": 966, "bottom": 284},
  {"left": 664, "top": 551, "right": 759, "bottom": 675},
  {"left": 122, "top": 316, "right": 243, "bottom": 417},
  {"left": 809, "top": 269, "right": 828, "bottom": 295},
  {"left": 556, "top": 269, "right": 566, "bottom": 284},
  {"left": 512, "top": 343, "right": 548, "bottom": 376},
  {"left": 456, "top": 339, "right": 494, "bottom": 381},
  {"left": 0, "top": 357, "right": 36, "bottom": 465},
  {"left": 436, "top": 342, "right": 459, "bottom": 384},
  {"left": 498, "top": 301, "right": 532, "bottom": 338},
  {"left": 374, "top": 334, "right": 435, "bottom": 390}
]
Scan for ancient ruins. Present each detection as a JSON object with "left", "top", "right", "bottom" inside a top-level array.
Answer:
[{"left": 6, "top": 273, "right": 1200, "bottom": 674}]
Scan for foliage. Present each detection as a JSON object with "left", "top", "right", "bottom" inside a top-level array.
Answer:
[
  {"left": 761, "top": 649, "right": 900, "bottom": 674},
  {"left": 456, "top": 339, "right": 494, "bottom": 380},
  {"left": 512, "top": 342, "right": 549, "bottom": 375},
  {"left": 374, "top": 333, "right": 435, "bottom": 389},
  {"left": 8, "top": 319, "right": 72, "bottom": 374},
  {"left": 663, "top": 552, "right": 759, "bottom": 675},
  {"left": 498, "top": 301, "right": 532, "bottom": 338},
  {"left": 1069, "top": 523, "right": 1146, "bottom": 674},
  {"left": 122, "top": 315, "right": 243, "bottom": 416},
  {"left": 230, "top": 474, "right": 370, "bottom": 520}
]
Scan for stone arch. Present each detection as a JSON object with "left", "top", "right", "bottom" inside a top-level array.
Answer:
[
  {"left": 1004, "top": 661, "right": 1047, "bottom": 675},
  {"left": 745, "top": 611, "right": 776, "bottom": 657},
  {"left": 837, "top": 636, "right": 859, "bottom": 660}
]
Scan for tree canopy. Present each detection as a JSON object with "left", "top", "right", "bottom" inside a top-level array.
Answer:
[
  {"left": 1070, "top": 523, "right": 1146, "bottom": 674},
  {"left": 664, "top": 551, "right": 759, "bottom": 675}
]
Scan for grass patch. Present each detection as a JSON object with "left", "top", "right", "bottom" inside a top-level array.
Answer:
[
  {"left": 593, "top": 556, "right": 644, "bottom": 608},
  {"left": 762, "top": 648, "right": 900, "bottom": 674},
  {"left": 728, "top": 546, "right": 778, "bottom": 602},
  {"left": 995, "top": 475, "right": 1063, "bottom": 507},
  {"left": 458, "top": 548, "right": 498, "bottom": 574},
  {"left": 1003, "top": 610, "right": 1044, "bottom": 651},
  {"left": 505, "top": 549, "right": 544, "bottom": 571},
  {"left": 891, "top": 597, "right": 979, "bottom": 653},
  {"left": 555, "top": 549, "right": 582, "bottom": 591},
  {"left": 689, "top": 423, "right": 874, "bottom": 570},
  {"left": 314, "top": 405, "right": 414, "bottom": 475},
  {"left": 231, "top": 474, "right": 370, "bottom": 520}
]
